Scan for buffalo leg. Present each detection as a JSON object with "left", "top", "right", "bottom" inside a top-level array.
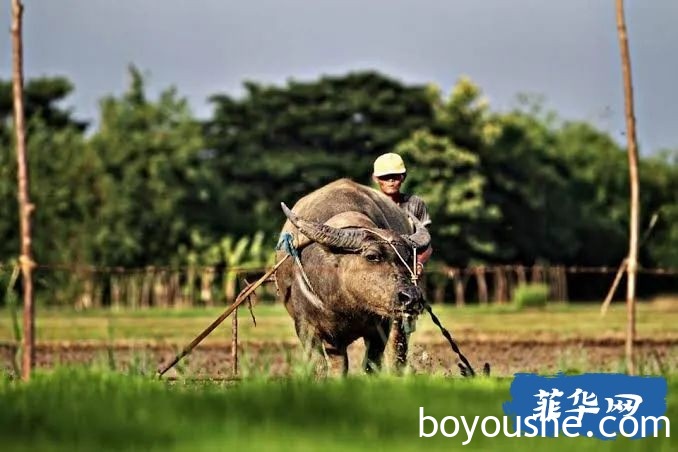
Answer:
[
  {"left": 385, "top": 319, "right": 409, "bottom": 374},
  {"left": 323, "top": 343, "right": 348, "bottom": 376},
  {"left": 362, "top": 321, "right": 390, "bottom": 373},
  {"left": 293, "top": 318, "right": 327, "bottom": 376}
]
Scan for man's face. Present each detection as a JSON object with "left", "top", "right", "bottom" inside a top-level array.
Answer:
[{"left": 373, "top": 173, "right": 405, "bottom": 196}]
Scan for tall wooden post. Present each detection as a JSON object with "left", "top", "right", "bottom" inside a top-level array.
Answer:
[
  {"left": 475, "top": 267, "right": 488, "bottom": 305},
  {"left": 11, "top": 0, "right": 35, "bottom": 381},
  {"left": 615, "top": 0, "right": 639, "bottom": 375},
  {"left": 232, "top": 305, "right": 239, "bottom": 376}
]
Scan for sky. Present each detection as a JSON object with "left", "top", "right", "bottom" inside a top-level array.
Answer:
[{"left": 1, "top": 0, "right": 676, "bottom": 154}]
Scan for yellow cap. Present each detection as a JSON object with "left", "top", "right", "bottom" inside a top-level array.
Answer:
[{"left": 373, "top": 153, "right": 406, "bottom": 177}]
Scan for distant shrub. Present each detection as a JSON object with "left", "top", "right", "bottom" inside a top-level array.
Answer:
[{"left": 513, "top": 283, "right": 549, "bottom": 309}]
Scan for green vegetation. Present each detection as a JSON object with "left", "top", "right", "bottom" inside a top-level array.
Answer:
[
  {"left": 1, "top": 302, "right": 676, "bottom": 343},
  {"left": 1, "top": 69, "right": 677, "bottom": 306},
  {"left": 0, "top": 369, "right": 674, "bottom": 451},
  {"left": 512, "top": 283, "right": 550, "bottom": 309}
]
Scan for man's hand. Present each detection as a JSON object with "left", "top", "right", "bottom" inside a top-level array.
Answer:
[{"left": 415, "top": 245, "right": 432, "bottom": 276}]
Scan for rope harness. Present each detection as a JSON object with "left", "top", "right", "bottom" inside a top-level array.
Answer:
[
  {"left": 360, "top": 233, "right": 490, "bottom": 376},
  {"left": 362, "top": 231, "right": 420, "bottom": 335},
  {"left": 425, "top": 303, "right": 490, "bottom": 377},
  {"left": 362, "top": 230, "right": 419, "bottom": 284}
]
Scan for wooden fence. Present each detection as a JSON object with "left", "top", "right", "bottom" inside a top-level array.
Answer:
[{"left": 2, "top": 262, "right": 675, "bottom": 309}]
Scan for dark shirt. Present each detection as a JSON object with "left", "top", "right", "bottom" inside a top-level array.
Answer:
[{"left": 398, "top": 193, "right": 431, "bottom": 227}]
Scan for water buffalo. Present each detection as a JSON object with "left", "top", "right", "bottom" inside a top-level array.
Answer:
[{"left": 274, "top": 178, "right": 430, "bottom": 376}]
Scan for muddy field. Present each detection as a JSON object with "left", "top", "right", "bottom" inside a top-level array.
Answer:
[{"left": 2, "top": 336, "right": 676, "bottom": 378}]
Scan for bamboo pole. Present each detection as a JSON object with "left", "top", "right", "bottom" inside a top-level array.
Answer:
[
  {"left": 231, "top": 305, "right": 238, "bottom": 376},
  {"left": 157, "top": 255, "right": 289, "bottom": 377},
  {"left": 11, "top": 0, "right": 35, "bottom": 381},
  {"left": 615, "top": 0, "right": 640, "bottom": 375},
  {"left": 601, "top": 258, "right": 627, "bottom": 315}
]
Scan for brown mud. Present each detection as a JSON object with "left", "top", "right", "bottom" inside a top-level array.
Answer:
[{"left": 2, "top": 336, "right": 676, "bottom": 379}]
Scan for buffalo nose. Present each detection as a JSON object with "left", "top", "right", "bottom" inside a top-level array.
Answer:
[
  {"left": 398, "top": 291, "right": 412, "bottom": 305},
  {"left": 398, "top": 287, "right": 422, "bottom": 308}
]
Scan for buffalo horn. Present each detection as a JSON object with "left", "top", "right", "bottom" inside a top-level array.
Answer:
[
  {"left": 404, "top": 212, "right": 431, "bottom": 250},
  {"left": 281, "top": 203, "right": 366, "bottom": 250}
]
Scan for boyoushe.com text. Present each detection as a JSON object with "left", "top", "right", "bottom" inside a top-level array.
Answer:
[{"left": 419, "top": 407, "right": 670, "bottom": 444}]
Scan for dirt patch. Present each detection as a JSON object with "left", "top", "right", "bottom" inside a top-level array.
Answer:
[{"left": 2, "top": 336, "right": 676, "bottom": 378}]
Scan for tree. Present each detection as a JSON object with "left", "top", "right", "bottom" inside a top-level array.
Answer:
[
  {"left": 395, "top": 129, "right": 498, "bottom": 265},
  {"left": 32, "top": 122, "right": 99, "bottom": 259},
  {"left": 0, "top": 74, "right": 89, "bottom": 261},
  {"left": 407, "top": 78, "right": 580, "bottom": 265},
  {"left": 0, "top": 76, "right": 87, "bottom": 142},
  {"left": 205, "top": 71, "right": 435, "bottom": 237},
  {"left": 87, "top": 66, "right": 214, "bottom": 267},
  {"left": 482, "top": 112, "right": 583, "bottom": 264},
  {"left": 553, "top": 122, "right": 630, "bottom": 265},
  {"left": 642, "top": 150, "right": 678, "bottom": 267}
]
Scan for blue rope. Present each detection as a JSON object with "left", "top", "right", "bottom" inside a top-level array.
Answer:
[{"left": 275, "top": 232, "right": 300, "bottom": 259}]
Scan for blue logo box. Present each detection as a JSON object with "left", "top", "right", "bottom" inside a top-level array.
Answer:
[{"left": 503, "top": 373, "right": 669, "bottom": 439}]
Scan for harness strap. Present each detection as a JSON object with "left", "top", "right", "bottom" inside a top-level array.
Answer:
[
  {"left": 276, "top": 232, "right": 324, "bottom": 309},
  {"left": 360, "top": 228, "right": 419, "bottom": 283}
]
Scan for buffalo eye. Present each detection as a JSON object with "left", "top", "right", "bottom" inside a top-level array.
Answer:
[{"left": 364, "top": 251, "right": 381, "bottom": 263}]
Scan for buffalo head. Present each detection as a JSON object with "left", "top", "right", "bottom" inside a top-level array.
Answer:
[{"left": 281, "top": 202, "right": 429, "bottom": 318}]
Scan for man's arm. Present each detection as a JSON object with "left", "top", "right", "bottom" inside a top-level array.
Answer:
[
  {"left": 418, "top": 245, "right": 433, "bottom": 264},
  {"left": 416, "top": 245, "right": 432, "bottom": 275}
]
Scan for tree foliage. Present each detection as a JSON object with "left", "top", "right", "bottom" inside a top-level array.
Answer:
[
  {"left": 86, "top": 67, "right": 214, "bottom": 266},
  {"left": 204, "top": 71, "right": 434, "bottom": 236},
  {"left": 0, "top": 69, "right": 677, "bottom": 306},
  {"left": 0, "top": 86, "right": 92, "bottom": 265},
  {"left": 402, "top": 79, "right": 581, "bottom": 265},
  {"left": 395, "top": 128, "right": 499, "bottom": 264}
]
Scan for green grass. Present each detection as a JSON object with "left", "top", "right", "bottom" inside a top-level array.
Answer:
[
  {"left": 1, "top": 301, "right": 676, "bottom": 343},
  {"left": 512, "top": 283, "right": 549, "bottom": 308},
  {"left": 413, "top": 301, "right": 678, "bottom": 342},
  {"left": 0, "top": 369, "right": 674, "bottom": 451}
]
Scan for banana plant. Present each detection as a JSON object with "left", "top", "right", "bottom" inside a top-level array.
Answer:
[
  {"left": 219, "top": 235, "right": 251, "bottom": 303},
  {"left": 183, "top": 231, "right": 276, "bottom": 305}
]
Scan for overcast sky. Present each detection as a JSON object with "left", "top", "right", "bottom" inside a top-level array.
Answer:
[{"left": 1, "top": 0, "right": 676, "bottom": 153}]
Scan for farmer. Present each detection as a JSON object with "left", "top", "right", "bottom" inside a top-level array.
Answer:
[{"left": 372, "top": 152, "right": 433, "bottom": 275}]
